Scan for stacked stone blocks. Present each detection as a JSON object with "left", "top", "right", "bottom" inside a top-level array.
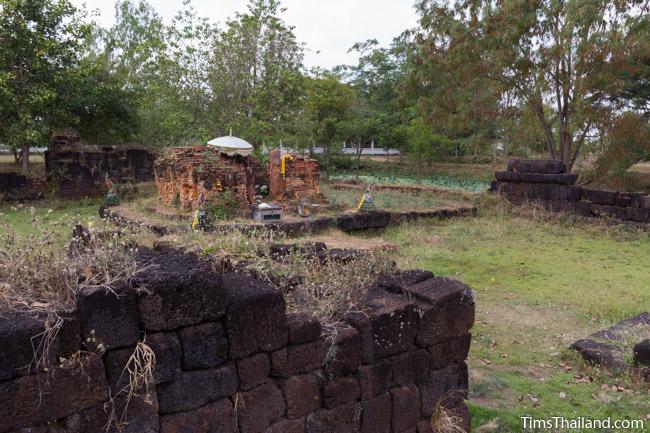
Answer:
[
  {"left": 491, "top": 159, "right": 650, "bottom": 224},
  {"left": 0, "top": 248, "right": 475, "bottom": 433}
]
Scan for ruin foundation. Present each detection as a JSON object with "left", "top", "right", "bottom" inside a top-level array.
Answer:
[
  {"left": 269, "top": 149, "right": 328, "bottom": 207},
  {"left": 154, "top": 146, "right": 267, "bottom": 215},
  {"left": 0, "top": 248, "right": 475, "bottom": 433},
  {"left": 491, "top": 159, "right": 650, "bottom": 225}
]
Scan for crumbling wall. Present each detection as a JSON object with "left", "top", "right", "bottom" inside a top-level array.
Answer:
[
  {"left": 154, "top": 147, "right": 261, "bottom": 213},
  {"left": 269, "top": 150, "right": 328, "bottom": 206},
  {"left": 0, "top": 248, "right": 475, "bottom": 433},
  {"left": 45, "top": 137, "right": 156, "bottom": 198},
  {"left": 491, "top": 159, "right": 650, "bottom": 224}
]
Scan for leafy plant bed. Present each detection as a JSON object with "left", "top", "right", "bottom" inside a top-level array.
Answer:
[{"left": 330, "top": 173, "right": 490, "bottom": 193}]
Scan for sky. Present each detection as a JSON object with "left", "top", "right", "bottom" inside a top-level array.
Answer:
[{"left": 70, "top": 0, "right": 420, "bottom": 69}]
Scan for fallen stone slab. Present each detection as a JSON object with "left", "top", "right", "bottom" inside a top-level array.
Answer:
[
  {"left": 495, "top": 171, "right": 578, "bottom": 185},
  {"left": 570, "top": 339, "right": 628, "bottom": 371},
  {"left": 507, "top": 159, "right": 567, "bottom": 174},
  {"left": 633, "top": 340, "right": 650, "bottom": 366}
]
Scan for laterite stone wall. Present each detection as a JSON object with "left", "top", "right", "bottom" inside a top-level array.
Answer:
[
  {"left": 0, "top": 248, "right": 475, "bottom": 433},
  {"left": 491, "top": 159, "right": 650, "bottom": 224}
]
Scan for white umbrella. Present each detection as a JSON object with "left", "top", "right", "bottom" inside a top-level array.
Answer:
[{"left": 207, "top": 135, "right": 253, "bottom": 156}]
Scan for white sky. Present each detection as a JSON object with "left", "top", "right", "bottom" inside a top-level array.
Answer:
[{"left": 71, "top": 0, "right": 420, "bottom": 69}]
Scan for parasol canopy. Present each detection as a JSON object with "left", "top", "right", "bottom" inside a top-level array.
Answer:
[{"left": 207, "top": 135, "right": 253, "bottom": 156}]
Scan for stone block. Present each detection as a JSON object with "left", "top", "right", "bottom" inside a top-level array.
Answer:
[
  {"left": 507, "top": 159, "right": 566, "bottom": 174},
  {"left": 323, "top": 324, "right": 360, "bottom": 377},
  {"left": 347, "top": 290, "right": 418, "bottom": 363},
  {"left": 417, "top": 362, "right": 468, "bottom": 417},
  {"left": 632, "top": 208, "right": 650, "bottom": 223},
  {"left": 223, "top": 273, "right": 288, "bottom": 359},
  {"left": 404, "top": 277, "right": 475, "bottom": 346},
  {"left": 634, "top": 340, "right": 650, "bottom": 366},
  {"left": 236, "top": 382, "right": 286, "bottom": 433},
  {"left": 288, "top": 313, "right": 322, "bottom": 344},
  {"left": 582, "top": 188, "right": 618, "bottom": 205},
  {"left": 360, "top": 393, "right": 391, "bottom": 433},
  {"left": 0, "top": 357, "right": 108, "bottom": 433},
  {"left": 178, "top": 322, "right": 227, "bottom": 370},
  {"left": 80, "top": 390, "right": 159, "bottom": 433},
  {"left": 373, "top": 270, "right": 434, "bottom": 293},
  {"left": 104, "top": 347, "right": 135, "bottom": 393},
  {"left": 640, "top": 196, "right": 650, "bottom": 210},
  {"left": 495, "top": 171, "right": 577, "bottom": 185},
  {"left": 265, "top": 418, "right": 305, "bottom": 433},
  {"left": 237, "top": 352, "right": 271, "bottom": 391},
  {"left": 160, "top": 399, "right": 235, "bottom": 433},
  {"left": 0, "top": 314, "right": 79, "bottom": 382},
  {"left": 283, "top": 374, "right": 321, "bottom": 419},
  {"left": 321, "top": 375, "right": 360, "bottom": 408},
  {"left": 147, "top": 331, "right": 181, "bottom": 384},
  {"left": 428, "top": 334, "right": 471, "bottom": 370},
  {"left": 389, "top": 349, "right": 430, "bottom": 387},
  {"left": 271, "top": 340, "right": 326, "bottom": 378},
  {"left": 135, "top": 249, "right": 227, "bottom": 331},
  {"left": 306, "top": 402, "right": 361, "bottom": 433},
  {"left": 157, "top": 364, "right": 238, "bottom": 414},
  {"left": 78, "top": 284, "right": 139, "bottom": 351},
  {"left": 416, "top": 420, "right": 433, "bottom": 433},
  {"left": 358, "top": 361, "right": 391, "bottom": 400},
  {"left": 391, "top": 385, "right": 421, "bottom": 433}
]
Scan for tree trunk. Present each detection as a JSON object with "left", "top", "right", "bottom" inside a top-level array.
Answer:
[{"left": 20, "top": 143, "right": 29, "bottom": 175}]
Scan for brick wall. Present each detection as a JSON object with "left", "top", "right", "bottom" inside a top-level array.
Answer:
[
  {"left": 45, "top": 145, "right": 156, "bottom": 198},
  {"left": 269, "top": 151, "right": 328, "bottom": 206},
  {"left": 154, "top": 147, "right": 261, "bottom": 214},
  {"left": 0, "top": 248, "right": 475, "bottom": 433},
  {"left": 491, "top": 159, "right": 650, "bottom": 224}
]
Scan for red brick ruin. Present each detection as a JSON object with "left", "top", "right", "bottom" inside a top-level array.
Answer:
[{"left": 154, "top": 146, "right": 326, "bottom": 214}]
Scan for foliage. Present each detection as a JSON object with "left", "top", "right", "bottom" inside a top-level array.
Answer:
[
  {"left": 595, "top": 112, "right": 650, "bottom": 180},
  {"left": 206, "top": 190, "right": 240, "bottom": 221},
  {"left": 410, "top": 0, "right": 650, "bottom": 169},
  {"left": 0, "top": 0, "right": 90, "bottom": 173}
]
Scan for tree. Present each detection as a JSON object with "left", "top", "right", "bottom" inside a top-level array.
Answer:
[
  {"left": 0, "top": 0, "right": 91, "bottom": 173},
  {"left": 412, "top": 0, "right": 650, "bottom": 170},
  {"left": 304, "top": 72, "right": 356, "bottom": 179},
  {"left": 208, "top": 0, "right": 305, "bottom": 146}
]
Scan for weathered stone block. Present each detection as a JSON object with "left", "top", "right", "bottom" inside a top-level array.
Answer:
[
  {"left": 0, "top": 314, "right": 79, "bottom": 382},
  {"left": 360, "top": 393, "right": 391, "bottom": 433},
  {"left": 287, "top": 313, "right": 322, "bottom": 344},
  {"left": 80, "top": 390, "right": 159, "bottom": 433},
  {"left": 391, "top": 385, "right": 421, "bottom": 433},
  {"left": 271, "top": 340, "right": 326, "bottom": 377},
  {"left": 236, "top": 382, "right": 286, "bottom": 433},
  {"left": 417, "top": 362, "right": 468, "bottom": 417},
  {"left": 416, "top": 420, "right": 433, "bottom": 433},
  {"left": 495, "top": 171, "right": 577, "bottom": 185},
  {"left": 634, "top": 340, "right": 650, "bottom": 366},
  {"left": 306, "top": 402, "right": 361, "bottom": 433},
  {"left": 160, "top": 398, "right": 235, "bottom": 433},
  {"left": 389, "top": 349, "right": 430, "bottom": 387},
  {"left": 323, "top": 324, "right": 360, "bottom": 377},
  {"left": 265, "top": 418, "right": 306, "bottom": 433},
  {"left": 404, "top": 277, "right": 475, "bottom": 346},
  {"left": 321, "top": 375, "right": 360, "bottom": 409},
  {"left": 0, "top": 357, "right": 108, "bottom": 433},
  {"left": 157, "top": 364, "right": 238, "bottom": 414},
  {"left": 283, "top": 374, "right": 321, "bottom": 419},
  {"left": 358, "top": 361, "right": 391, "bottom": 400},
  {"left": 507, "top": 159, "right": 566, "bottom": 174},
  {"left": 347, "top": 290, "right": 418, "bottom": 363},
  {"left": 428, "top": 334, "right": 471, "bottom": 370},
  {"left": 78, "top": 284, "right": 139, "bottom": 351},
  {"left": 582, "top": 188, "right": 618, "bottom": 205},
  {"left": 147, "top": 331, "right": 181, "bottom": 384},
  {"left": 373, "top": 270, "right": 434, "bottom": 293},
  {"left": 178, "top": 322, "right": 227, "bottom": 370},
  {"left": 237, "top": 352, "right": 270, "bottom": 391},
  {"left": 640, "top": 196, "right": 650, "bottom": 210},
  {"left": 223, "top": 273, "right": 288, "bottom": 359},
  {"left": 136, "top": 249, "right": 227, "bottom": 331}
]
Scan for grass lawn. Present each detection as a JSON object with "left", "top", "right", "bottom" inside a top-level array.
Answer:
[
  {"left": 355, "top": 204, "right": 650, "bottom": 431},
  {"left": 0, "top": 198, "right": 103, "bottom": 237}
]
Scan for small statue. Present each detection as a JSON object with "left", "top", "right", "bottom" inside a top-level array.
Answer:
[
  {"left": 192, "top": 191, "right": 211, "bottom": 231},
  {"left": 104, "top": 174, "right": 119, "bottom": 206},
  {"left": 356, "top": 186, "right": 377, "bottom": 212}
]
